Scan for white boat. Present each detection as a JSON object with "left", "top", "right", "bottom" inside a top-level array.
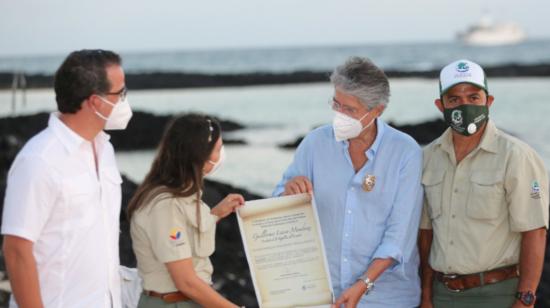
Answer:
[{"left": 458, "top": 15, "right": 526, "bottom": 46}]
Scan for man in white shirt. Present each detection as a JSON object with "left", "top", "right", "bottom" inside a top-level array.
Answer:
[{"left": 2, "top": 49, "right": 133, "bottom": 308}]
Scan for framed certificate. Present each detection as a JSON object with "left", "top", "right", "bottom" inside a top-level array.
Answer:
[{"left": 237, "top": 193, "right": 333, "bottom": 308}]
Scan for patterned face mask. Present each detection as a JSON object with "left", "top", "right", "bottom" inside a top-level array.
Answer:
[{"left": 443, "top": 104, "right": 489, "bottom": 136}]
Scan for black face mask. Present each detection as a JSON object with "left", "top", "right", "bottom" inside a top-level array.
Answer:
[{"left": 443, "top": 104, "right": 489, "bottom": 136}]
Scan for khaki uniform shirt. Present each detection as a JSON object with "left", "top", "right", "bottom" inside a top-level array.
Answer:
[
  {"left": 420, "top": 121, "right": 549, "bottom": 274},
  {"left": 131, "top": 192, "right": 217, "bottom": 293}
]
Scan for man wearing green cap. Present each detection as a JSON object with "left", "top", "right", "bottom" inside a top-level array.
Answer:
[{"left": 418, "top": 59, "right": 548, "bottom": 308}]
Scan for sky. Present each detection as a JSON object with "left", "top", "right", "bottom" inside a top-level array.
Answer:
[{"left": 0, "top": 0, "right": 549, "bottom": 57}]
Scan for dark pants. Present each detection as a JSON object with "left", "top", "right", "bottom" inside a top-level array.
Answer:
[{"left": 432, "top": 277, "right": 518, "bottom": 308}]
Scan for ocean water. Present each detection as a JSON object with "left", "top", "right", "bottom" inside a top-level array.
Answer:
[
  {"left": 1, "top": 78, "right": 549, "bottom": 196},
  {"left": 1, "top": 40, "right": 550, "bottom": 74}
]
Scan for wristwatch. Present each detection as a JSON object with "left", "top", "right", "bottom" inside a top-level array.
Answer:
[
  {"left": 357, "top": 274, "right": 375, "bottom": 294},
  {"left": 516, "top": 290, "right": 536, "bottom": 306}
]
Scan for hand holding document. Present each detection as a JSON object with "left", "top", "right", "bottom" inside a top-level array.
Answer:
[{"left": 237, "top": 193, "right": 333, "bottom": 308}]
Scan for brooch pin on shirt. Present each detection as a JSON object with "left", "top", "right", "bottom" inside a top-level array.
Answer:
[{"left": 362, "top": 174, "right": 376, "bottom": 192}]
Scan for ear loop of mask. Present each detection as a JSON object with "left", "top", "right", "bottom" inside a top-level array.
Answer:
[{"left": 94, "top": 96, "right": 116, "bottom": 121}]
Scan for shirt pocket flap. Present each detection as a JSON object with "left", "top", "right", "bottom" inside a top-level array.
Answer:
[
  {"left": 422, "top": 169, "right": 445, "bottom": 186},
  {"left": 467, "top": 171, "right": 505, "bottom": 220},
  {"left": 470, "top": 171, "right": 503, "bottom": 185},
  {"left": 422, "top": 170, "right": 446, "bottom": 219}
]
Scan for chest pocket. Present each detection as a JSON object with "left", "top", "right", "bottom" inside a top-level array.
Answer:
[
  {"left": 63, "top": 172, "right": 99, "bottom": 228},
  {"left": 467, "top": 171, "right": 505, "bottom": 220},
  {"left": 421, "top": 170, "right": 445, "bottom": 220}
]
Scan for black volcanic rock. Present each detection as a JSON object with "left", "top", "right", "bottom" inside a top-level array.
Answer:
[
  {"left": 388, "top": 118, "right": 448, "bottom": 145},
  {"left": 0, "top": 111, "right": 246, "bottom": 151},
  {"left": 279, "top": 118, "right": 448, "bottom": 149},
  {"left": 2, "top": 63, "right": 550, "bottom": 90}
]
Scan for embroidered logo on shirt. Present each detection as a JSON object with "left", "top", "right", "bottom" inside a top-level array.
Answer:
[
  {"left": 531, "top": 180, "right": 541, "bottom": 199},
  {"left": 169, "top": 228, "right": 182, "bottom": 240}
]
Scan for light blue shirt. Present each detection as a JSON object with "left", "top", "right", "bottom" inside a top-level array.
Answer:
[{"left": 273, "top": 119, "right": 423, "bottom": 307}]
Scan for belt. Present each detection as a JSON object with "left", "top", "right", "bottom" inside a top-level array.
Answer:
[
  {"left": 435, "top": 264, "right": 519, "bottom": 292},
  {"left": 143, "top": 290, "right": 191, "bottom": 303}
]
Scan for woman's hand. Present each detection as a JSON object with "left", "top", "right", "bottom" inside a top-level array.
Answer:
[{"left": 211, "top": 193, "right": 245, "bottom": 219}]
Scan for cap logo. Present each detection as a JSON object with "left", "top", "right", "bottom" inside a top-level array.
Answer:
[
  {"left": 451, "top": 110, "right": 463, "bottom": 125},
  {"left": 456, "top": 62, "right": 470, "bottom": 73}
]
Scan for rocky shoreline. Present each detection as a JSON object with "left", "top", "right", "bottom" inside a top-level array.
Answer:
[
  {"left": 1, "top": 112, "right": 550, "bottom": 307},
  {"left": 1, "top": 62, "right": 550, "bottom": 90}
]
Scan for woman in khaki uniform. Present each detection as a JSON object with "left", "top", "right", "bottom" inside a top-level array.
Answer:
[{"left": 128, "top": 114, "right": 244, "bottom": 308}]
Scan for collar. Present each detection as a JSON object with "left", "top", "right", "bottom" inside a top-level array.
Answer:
[
  {"left": 477, "top": 120, "right": 499, "bottom": 153},
  {"left": 436, "top": 120, "right": 499, "bottom": 154},
  {"left": 342, "top": 117, "right": 386, "bottom": 157},
  {"left": 49, "top": 112, "right": 111, "bottom": 154}
]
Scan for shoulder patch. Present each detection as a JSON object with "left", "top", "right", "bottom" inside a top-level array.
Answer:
[
  {"left": 531, "top": 180, "right": 541, "bottom": 199},
  {"left": 169, "top": 228, "right": 183, "bottom": 240}
]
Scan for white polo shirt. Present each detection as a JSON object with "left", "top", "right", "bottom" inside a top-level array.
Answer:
[{"left": 2, "top": 113, "right": 122, "bottom": 308}]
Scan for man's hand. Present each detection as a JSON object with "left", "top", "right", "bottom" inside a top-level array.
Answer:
[
  {"left": 332, "top": 281, "right": 367, "bottom": 308},
  {"left": 283, "top": 176, "right": 312, "bottom": 195},
  {"left": 211, "top": 193, "right": 245, "bottom": 219}
]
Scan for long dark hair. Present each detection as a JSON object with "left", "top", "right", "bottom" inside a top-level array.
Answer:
[{"left": 127, "top": 113, "right": 221, "bottom": 229}]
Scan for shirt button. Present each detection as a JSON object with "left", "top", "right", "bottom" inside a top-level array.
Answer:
[
  {"left": 454, "top": 188, "right": 459, "bottom": 193},
  {"left": 347, "top": 210, "right": 352, "bottom": 214},
  {"left": 345, "top": 233, "right": 349, "bottom": 237},
  {"left": 344, "top": 258, "right": 348, "bottom": 262},
  {"left": 451, "top": 214, "right": 456, "bottom": 219},
  {"left": 450, "top": 240, "right": 454, "bottom": 245},
  {"left": 350, "top": 187, "right": 355, "bottom": 191}
]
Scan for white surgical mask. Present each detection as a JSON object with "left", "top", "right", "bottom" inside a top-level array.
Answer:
[
  {"left": 332, "top": 111, "right": 375, "bottom": 141},
  {"left": 95, "top": 96, "right": 133, "bottom": 130},
  {"left": 205, "top": 146, "right": 226, "bottom": 176}
]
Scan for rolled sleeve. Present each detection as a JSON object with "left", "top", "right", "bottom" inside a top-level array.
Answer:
[
  {"left": 373, "top": 149, "right": 423, "bottom": 274},
  {"left": 372, "top": 242, "right": 403, "bottom": 266},
  {"left": 505, "top": 147, "right": 549, "bottom": 232}
]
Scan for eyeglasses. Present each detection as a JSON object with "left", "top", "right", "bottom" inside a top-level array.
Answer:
[
  {"left": 328, "top": 99, "right": 359, "bottom": 116},
  {"left": 106, "top": 86, "right": 128, "bottom": 101}
]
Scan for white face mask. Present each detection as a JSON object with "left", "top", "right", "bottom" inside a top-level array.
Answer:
[
  {"left": 332, "top": 111, "right": 375, "bottom": 141},
  {"left": 95, "top": 96, "right": 133, "bottom": 130},
  {"left": 205, "top": 146, "right": 226, "bottom": 176}
]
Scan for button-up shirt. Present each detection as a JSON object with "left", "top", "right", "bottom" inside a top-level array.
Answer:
[
  {"left": 2, "top": 113, "right": 122, "bottom": 308},
  {"left": 273, "top": 119, "right": 423, "bottom": 307},
  {"left": 131, "top": 193, "right": 217, "bottom": 293},
  {"left": 420, "top": 121, "right": 549, "bottom": 274}
]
